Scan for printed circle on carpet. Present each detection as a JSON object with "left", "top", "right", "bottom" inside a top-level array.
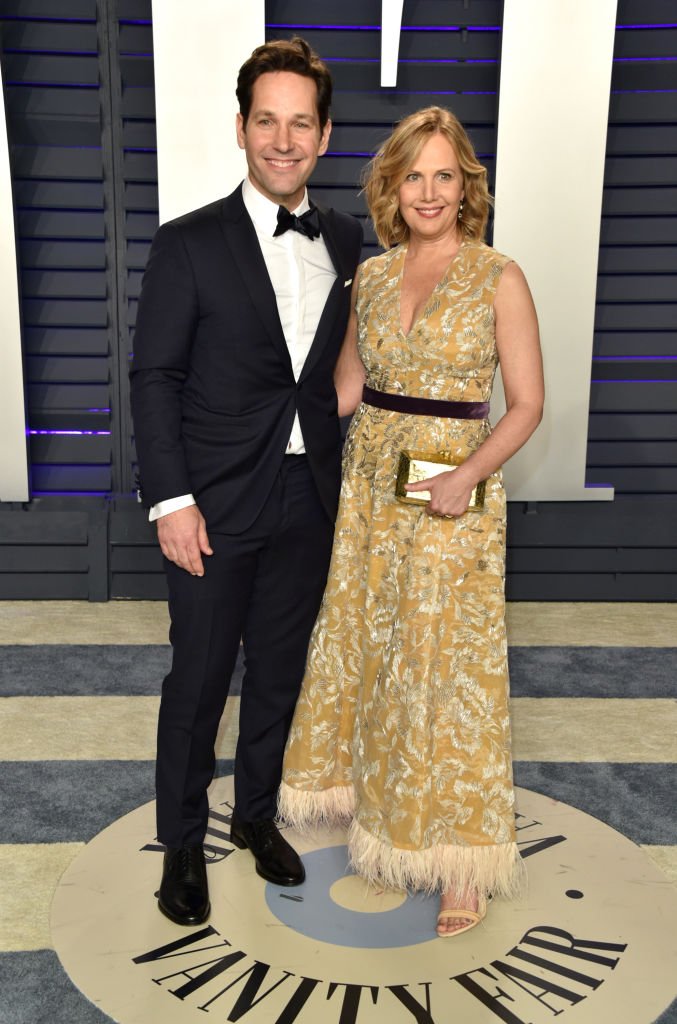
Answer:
[{"left": 51, "top": 777, "right": 677, "bottom": 1024}]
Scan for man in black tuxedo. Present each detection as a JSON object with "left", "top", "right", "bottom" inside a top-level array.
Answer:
[{"left": 130, "top": 37, "right": 362, "bottom": 925}]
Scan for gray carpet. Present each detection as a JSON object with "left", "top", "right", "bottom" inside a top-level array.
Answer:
[
  {"left": 512, "top": 763, "right": 677, "bottom": 846},
  {"left": 0, "top": 760, "right": 233, "bottom": 843},
  {"left": 3, "top": 645, "right": 677, "bottom": 697},
  {"left": 0, "top": 761, "right": 673, "bottom": 847},
  {"left": 0, "top": 952, "right": 111, "bottom": 1024},
  {"left": 2, "top": 643, "right": 675, "bottom": 1023}
]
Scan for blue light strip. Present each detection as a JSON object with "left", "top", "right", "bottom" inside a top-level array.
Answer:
[
  {"left": 593, "top": 356, "right": 677, "bottom": 362},
  {"left": 614, "top": 56, "right": 677, "bottom": 62},
  {"left": 268, "top": 22, "right": 379, "bottom": 30},
  {"left": 336, "top": 89, "right": 497, "bottom": 95},
  {"left": 5, "top": 82, "right": 98, "bottom": 89},
  {"left": 0, "top": 15, "right": 94, "bottom": 22},
  {"left": 13, "top": 143, "right": 102, "bottom": 149},
  {"left": 266, "top": 23, "right": 501, "bottom": 32},
  {"left": 2, "top": 47, "right": 97, "bottom": 56},
  {"left": 591, "top": 379, "right": 677, "bottom": 383},
  {"left": 327, "top": 150, "right": 493, "bottom": 158},
  {"left": 28, "top": 430, "right": 111, "bottom": 436},
  {"left": 322, "top": 55, "right": 672, "bottom": 66},
  {"left": 267, "top": 20, "right": 676, "bottom": 31},
  {"left": 617, "top": 23, "right": 677, "bottom": 29},
  {"left": 325, "top": 57, "right": 497, "bottom": 64}
]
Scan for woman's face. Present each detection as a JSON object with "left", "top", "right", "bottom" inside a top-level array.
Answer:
[{"left": 397, "top": 132, "right": 465, "bottom": 243}]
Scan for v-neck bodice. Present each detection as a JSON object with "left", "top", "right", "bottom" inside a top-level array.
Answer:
[
  {"left": 356, "top": 240, "right": 511, "bottom": 404},
  {"left": 398, "top": 240, "right": 466, "bottom": 338}
]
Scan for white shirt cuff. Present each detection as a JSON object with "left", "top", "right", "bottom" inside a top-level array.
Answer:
[{"left": 149, "top": 494, "right": 196, "bottom": 521}]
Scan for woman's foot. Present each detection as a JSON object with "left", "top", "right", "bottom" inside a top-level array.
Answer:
[{"left": 436, "top": 888, "right": 485, "bottom": 937}]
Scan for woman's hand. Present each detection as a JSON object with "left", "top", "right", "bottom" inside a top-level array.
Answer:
[{"left": 405, "top": 468, "right": 476, "bottom": 518}]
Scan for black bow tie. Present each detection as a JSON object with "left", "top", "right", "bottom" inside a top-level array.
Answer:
[{"left": 273, "top": 204, "right": 320, "bottom": 240}]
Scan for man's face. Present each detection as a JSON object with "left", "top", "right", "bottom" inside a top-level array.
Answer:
[{"left": 236, "top": 71, "right": 331, "bottom": 211}]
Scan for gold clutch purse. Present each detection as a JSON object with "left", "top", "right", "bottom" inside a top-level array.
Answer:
[{"left": 395, "top": 450, "right": 486, "bottom": 511}]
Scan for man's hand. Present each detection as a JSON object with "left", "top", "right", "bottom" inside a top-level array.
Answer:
[{"left": 156, "top": 505, "right": 213, "bottom": 576}]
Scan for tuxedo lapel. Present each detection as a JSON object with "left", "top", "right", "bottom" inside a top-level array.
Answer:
[
  {"left": 218, "top": 189, "right": 292, "bottom": 370},
  {"left": 316, "top": 205, "right": 348, "bottom": 281},
  {"left": 299, "top": 204, "right": 351, "bottom": 384}
]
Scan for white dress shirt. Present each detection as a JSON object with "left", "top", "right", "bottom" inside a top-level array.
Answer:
[{"left": 149, "top": 177, "right": 337, "bottom": 521}]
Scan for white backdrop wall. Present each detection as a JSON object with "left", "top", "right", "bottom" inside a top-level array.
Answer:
[
  {"left": 0, "top": 58, "right": 28, "bottom": 502},
  {"left": 492, "top": 0, "right": 617, "bottom": 500},
  {"left": 151, "top": 0, "right": 265, "bottom": 223},
  {"left": 150, "top": 0, "right": 618, "bottom": 501}
]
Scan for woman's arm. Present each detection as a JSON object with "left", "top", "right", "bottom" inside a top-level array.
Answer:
[
  {"left": 407, "top": 261, "right": 544, "bottom": 517},
  {"left": 334, "top": 274, "right": 366, "bottom": 416}
]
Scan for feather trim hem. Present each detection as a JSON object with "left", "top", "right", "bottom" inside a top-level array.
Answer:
[
  {"left": 347, "top": 818, "right": 527, "bottom": 899},
  {"left": 278, "top": 781, "right": 356, "bottom": 833}
]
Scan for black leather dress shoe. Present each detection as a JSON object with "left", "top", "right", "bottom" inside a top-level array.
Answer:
[
  {"left": 230, "top": 815, "right": 305, "bottom": 886},
  {"left": 158, "top": 845, "right": 211, "bottom": 925}
]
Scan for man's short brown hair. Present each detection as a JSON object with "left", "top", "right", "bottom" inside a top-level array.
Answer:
[{"left": 236, "top": 37, "right": 333, "bottom": 131}]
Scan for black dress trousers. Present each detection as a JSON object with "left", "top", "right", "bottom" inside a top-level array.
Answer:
[{"left": 156, "top": 456, "right": 334, "bottom": 847}]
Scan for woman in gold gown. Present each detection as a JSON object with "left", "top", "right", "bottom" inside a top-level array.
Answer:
[{"left": 279, "top": 107, "right": 544, "bottom": 936}]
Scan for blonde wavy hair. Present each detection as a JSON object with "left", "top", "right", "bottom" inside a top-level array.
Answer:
[{"left": 363, "top": 106, "right": 492, "bottom": 248}]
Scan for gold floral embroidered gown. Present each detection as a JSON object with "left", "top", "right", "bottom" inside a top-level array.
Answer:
[{"left": 279, "top": 239, "right": 525, "bottom": 899}]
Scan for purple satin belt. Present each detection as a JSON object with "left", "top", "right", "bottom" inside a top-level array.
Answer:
[{"left": 362, "top": 385, "right": 489, "bottom": 420}]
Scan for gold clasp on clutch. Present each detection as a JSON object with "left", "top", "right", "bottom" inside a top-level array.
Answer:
[{"left": 395, "top": 450, "right": 486, "bottom": 511}]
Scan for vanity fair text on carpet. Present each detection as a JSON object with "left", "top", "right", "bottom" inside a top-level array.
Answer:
[
  {"left": 132, "top": 922, "right": 628, "bottom": 1023},
  {"left": 134, "top": 805, "right": 628, "bottom": 1024}
]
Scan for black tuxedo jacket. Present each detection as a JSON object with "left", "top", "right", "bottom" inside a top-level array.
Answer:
[{"left": 130, "top": 186, "right": 363, "bottom": 533}]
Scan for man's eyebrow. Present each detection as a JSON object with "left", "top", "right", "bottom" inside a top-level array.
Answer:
[{"left": 252, "top": 108, "right": 317, "bottom": 120}]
